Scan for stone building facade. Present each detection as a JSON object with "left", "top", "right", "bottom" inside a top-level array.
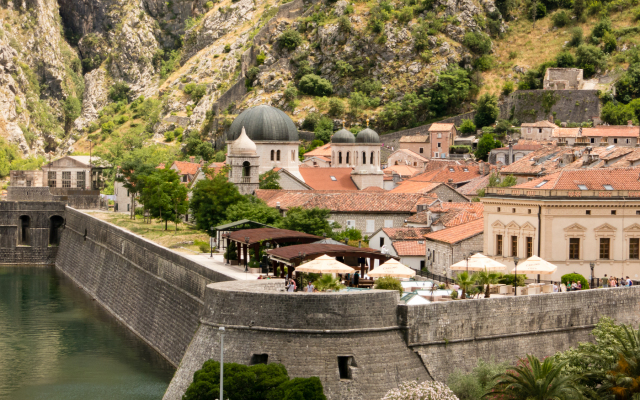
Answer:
[
  {"left": 428, "top": 123, "right": 457, "bottom": 159},
  {"left": 9, "top": 170, "right": 43, "bottom": 187},
  {"left": 387, "top": 149, "right": 429, "bottom": 170},
  {"left": 424, "top": 219, "right": 484, "bottom": 276},
  {"left": 398, "top": 135, "right": 429, "bottom": 156},
  {"left": 543, "top": 68, "right": 584, "bottom": 90}
]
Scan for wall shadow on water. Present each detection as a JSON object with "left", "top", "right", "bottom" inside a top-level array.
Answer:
[{"left": 0, "top": 265, "right": 176, "bottom": 400}]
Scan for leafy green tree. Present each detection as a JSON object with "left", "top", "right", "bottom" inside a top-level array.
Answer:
[
  {"left": 615, "top": 64, "right": 640, "bottom": 103},
  {"left": 108, "top": 81, "right": 131, "bottom": 102},
  {"left": 299, "top": 74, "right": 333, "bottom": 96},
  {"left": 224, "top": 195, "right": 283, "bottom": 225},
  {"left": 603, "top": 31, "right": 617, "bottom": 54},
  {"left": 328, "top": 98, "right": 345, "bottom": 117},
  {"left": 184, "top": 83, "right": 207, "bottom": 103},
  {"left": 349, "top": 91, "right": 367, "bottom": 117},
  {"left": 556, "top": 51, "right": 576, "bottom": 68},
  {"left": 139, "top": 168, "right": 189, "bottom": 230},
  {"left": 259, "top": 169, "right": 281, "bottom": 189},
  {"left": 499, "top": 175, "right": 517, "bottom": 187},
  {"left": 63, "top": 96, "right": 82, "bottom": 132},
  {"left": 448, "top": 359, "right": 511, "bottom": 400},
  {"left": 501, "top": 81, "right": 514, "bottom": 97},
  {"left": 267, "top": 377, "right": 327, "bottom": 400},
  {"left": 463, "top": 32, "right": 492, "bottom": 55},
  {"left": 278, "top": 207, "right": 334, "bottom": 236},
  {"left": 573, "top": 0, "right": 584, "bottom": 20},
  {"left": 0, "top": 139, "right": 20, "bottom": 178},
  {"left": 576, "top": 44, "right": 605, "bottom": 78},
  {"left": 601, "top": 102, "right": 635, "bottom": 125},
  {"left": 484, "top": 355, "right": 581, "bottom": 400},
  {"left": 335, "top": 60, "right": 354, "bottom": 77},
  {"left": 474, "top": 133, "right": 502, "bottom": 161},
  {"left": 459, "top": 119, "right": 476, "bottom": 135},
  {"left": 561, "top": 272, "right": 589, "bottom": 289},
  {"left": 116, "top": 157, "right": 159, "bottom": 219},
  {"left": 568, "top": 27, "right": 583, "bottom": 47},
  {"left": 474, "top": 94, "right": 499, "bottom": 129},
  {"left": 494, "top": 119, "right": 511, "bottom": 134},
  {"left": 190, "top": 168, "right": 246, "bottom": 230},
  {"left": 429, "top": 66, "right": 474, "bottom": 117},
  {"left": 373, "top": 276, "right": 403, "bottom": 295},
  {"left": 314, "top": 116, "right": 334, "bottom": 143},
  {"left": 454, "top": 271, "right": 477, "bottom": 299},
  {"left": 184, "top": 131, "right": 216, "bottom": 161},
  {"left": 278, "top": 29, "right": 303, "bottom": 50},
  {"left": 378, "top": 92, "right": 431, "bottom": 130}
]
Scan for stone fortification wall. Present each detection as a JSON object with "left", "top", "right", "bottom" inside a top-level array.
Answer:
[
  {"left": 0, "top": 201, "right": 65, "bottom": 264},
  {"left": 500, "top": 90, "right": 600, "bottom": 124},
  {"left": 55, "top": 207, "right": 235, "bottom": 366},
  {"left": 163, "top": 280, "right": 428, "bottom": 400},
  {"left": 7, "top": 187, "right": 103, "bottom": 209},
  {"left": 400, "top": 286, "right": 640, "bottom": 381}
]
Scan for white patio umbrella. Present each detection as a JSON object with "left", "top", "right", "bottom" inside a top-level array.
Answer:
[
  {"left": 450, "top": 253, "right": 507, "bottom": 272},
  {"left": 511, "top": 255, "right": 557, "bottom": 275},
  {"left": 294, "top": 254, "right": 355, "bottom": 274},
  {"left": 369, "top": 259, "right": 416, "bottom": 279}
]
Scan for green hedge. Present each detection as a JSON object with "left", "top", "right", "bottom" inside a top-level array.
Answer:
[{"left": 561, "top": 273, "right": 589, "bottom": 289}]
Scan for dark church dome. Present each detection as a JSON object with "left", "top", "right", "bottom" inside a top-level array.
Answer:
[
  {"left": 355, "top": 128, "right": 380, "bottom": 144},
  {"left": 331, "top": 128, "right": 355, "bottom": 143},
  {"left": 227, "top": 105, "right": 299, "bottom": 142}
]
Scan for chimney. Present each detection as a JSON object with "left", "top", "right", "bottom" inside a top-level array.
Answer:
[
  {"left": 276, "top": 202, "right": 281, "bottom": 210},
  {"left": 508, "top": 140, "right": 513, "bottom": 166},
  {"left": 448, "top": 178, "right": 453, "bottom": 184},
  {"left": 628, "top": 120, "right": 634, "bottom": 127},
  {"left": 548, "top": 115, "right": 554, "bottom": 123}
]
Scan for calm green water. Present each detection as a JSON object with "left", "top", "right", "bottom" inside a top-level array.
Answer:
[{"left": 0, "top": 266, "right": 175, "bottom": 400}]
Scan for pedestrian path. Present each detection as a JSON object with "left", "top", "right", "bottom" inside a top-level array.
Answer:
[{"left": 182, "top": 253, "right": 259, "bottom": 281}]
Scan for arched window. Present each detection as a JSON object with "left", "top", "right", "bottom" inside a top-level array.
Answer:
[
  {"left": 276, "top": 150, "right": 281, "bottom": 161},
  {"left": 242, "top": 161, "right": 251, "bottom": 177},
  {"left": 346, "top": 152, "right": 350, "bottom": 164},
  {"left": 18, "top": 215, "right": 30, "bottom": 246},
  {"left": 339, "top": 152, "right": 343, "bottom": 164},
  {"left": 49, "top": 215, "right": 65, "bottom": 246},
  {"left": 370, "top": 152, "right": 374, "bottom": 164},
  {"left": 291, "top": 150, "right": 295, "bottom": 161},
  {"left": 362, "top": 152, "right": 366, "bottom": 164},
  {"left": 271, "top": 150, "right": 275, "bottom": 161},
  {"left": 395, "top": 161, "right": 399, "bottom": 165}
]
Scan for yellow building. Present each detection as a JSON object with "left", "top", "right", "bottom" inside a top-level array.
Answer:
[{"left": 481, "top": 168, "right": 640, "bottom": 282}]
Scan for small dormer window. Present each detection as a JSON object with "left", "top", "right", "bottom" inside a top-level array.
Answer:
[
  {"left": 603, "top": 184, "right": 614, "bottom": 191},
  {"left": 535, "top": 180, "right": 548, "bottom": 188},
  {"left": 449, "top": 168, "right": 454, "bottom": 172},
  {"left": 577, "top": 184, "right": 588, "bottom": 190},
  {"left": 330, "top": 176, "right": 337, "bottom": 181},
  {"left": 463, "top": 168, "right": 468, "bottom": 172}
]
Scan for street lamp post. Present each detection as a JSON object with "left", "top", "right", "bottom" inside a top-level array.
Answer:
[
  {"left": 244, "top": 237, "right": 250, "bottom": 273},
  {"left": 465, "top": 253, "right": 469, "bottom": 274},
  {"left": 513, "top": 256, "right": 520, "bottom": 296},
  {"left": 210, "top": 226, "right": 215, "bottom": 258},
  {"left": 590, "top": 262, "right": 595, "bottom": 289},
  {"left": 219, "top": 327, "right": 225, "bottom": 400},
  {"left": 88, "top": 139, "right": 92, "bottom": 190}
]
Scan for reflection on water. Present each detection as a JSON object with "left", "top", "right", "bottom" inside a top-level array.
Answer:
[{"left": 0, "top": 266, "right": 175, "bottom": 400}]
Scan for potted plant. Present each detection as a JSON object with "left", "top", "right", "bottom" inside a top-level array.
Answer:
[{"left": 225, "top": 242, "right": 238, "bottom": 265}]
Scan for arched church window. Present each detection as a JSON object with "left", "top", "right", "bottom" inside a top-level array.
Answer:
[
  {"left": 370, "top": 152, "right": 374, "bottom": 164},
  {"left": 346, "top": 152, "right": 350, "bottom": 164},
  {"left": 339, "top": 152, "right": 343, "bottom": 164},
  {"left": 271, "top": 150, "right": 275, "bottom": 161},
  {"left": 242, "top": 161, "right": 251, "bottom": 177},
  {"left": 291, "top": 150, "right": 295, "bottom": 161},
  {"left": 276, "top": 150, "right": 281, "bottom": 161},
  {"left": 362, "top": 152, "right": 366, "bottom": 164}
]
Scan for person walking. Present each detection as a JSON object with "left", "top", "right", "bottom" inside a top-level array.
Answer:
[
  {"left": 602, "top": 274, "right": 608, "bottom": 288},
  {"left": 354, "top": 271, "right": 360, "bottom": 287}
]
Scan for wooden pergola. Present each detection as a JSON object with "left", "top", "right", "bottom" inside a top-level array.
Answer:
[
  {"left": 222, "top": 228, "right": 321, "bottom": 270},
  {"left": 267, "top": 243, "right": 397, "bottom": 279}
]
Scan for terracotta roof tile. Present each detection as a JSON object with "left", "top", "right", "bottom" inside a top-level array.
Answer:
[
  {"left": 457, "top": 174, "right": 491, "bottom": 196},
  {"left": 424, "top": 218, "right": 484, "bottom": 244},
  {"left": 582, "top": 126, "right": 640, "bottom": 138},
  {"left": 298, "top": 168, "right": 358, "bottom": 190},
  {"left": 171, "top": 161, "right": 201, "bottom": 175},
  {"left": 392, "top": 148, "right": 429, "bottom": 162},
  {"left": 362, "top": 186, "right": 386, "bottom": 192},
  {"left": 428, "top": 202, "right": 484, "bottom": 214},
  {"left": 389, "top": 181, "right": 442, "bottom": 194},
  {"left": 255, "top": 190, "right": 437, "bottom": 212},
  {"left": 393, "top": 240, "right": 426, "bottom": 256},
  {"left": 406, "top": 211, "right": 431, "bottom": 224},
  {"left": 383, "top": 164, "right": 421, "bottom": 177},
  {"left": 499, "top": 146, "right": 572, "bottom": 175},
  {"left": 382, "top": 227, "right": 431, "bottom": 240},
  {"left": 552, "top": 128, "right": 580, "bottom": 138},
  {"left": 408, "top": 165, "right": 481, "bottom": 184},
  {"left": 513, "top": 167, "right": 640, "bottom": 190},
  {"left": 434, "top": 208, "right": 483, "bottom": 227},
  {"left": 493, "top": 144, "right": 544, "bottom": 151},
  {"left": 304, "top": 143, "right": 332, "bottom": 158},
  {"left": 429, "top": 123, "right": 455, "bottom": 131},
  {"left": 521, "top": 120, "right": 558, "bottom": 128},
  {"left": 399, "top": 135, "right": 429, "bottom": 143}
]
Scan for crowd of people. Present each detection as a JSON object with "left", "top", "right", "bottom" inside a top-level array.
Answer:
[{"left": 602, "top": 274, "right": 634, "bottom": 288}]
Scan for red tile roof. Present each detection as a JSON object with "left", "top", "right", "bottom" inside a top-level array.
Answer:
[
  {"left": 383, "top": 165, "right": 422, "bottom": 178},
  {"left": 428, "top": 202, "right": 484, "bottom": 214},
  {"left": 362, "top": 186, "right": 386, "bottom": 192},
  {"left": 255, "top": 190, "right": 438, "bottom": 213},
  {"left": 389, "top": 181, "right": 442, "bottom": 194},
  {"left": 434, "top": 208, "right": 483, "bottom": 228},
  {"left": 513, "top": 167, "right": 640, "bottom": 190},
  {"left": 493, "top": 144, "right": 544, "bottom": 151},
  {"left": 393, "top": 241, "right": 426, "bottom": 256},
  {"left": 582, "top": 126, "right": 640, "bottom": 138},
  {"left": 552, "top": 128, "right": 580, "bottom": 138},
  {"left": 392, "top": 148, "right": 429, "bottom": 162},
  {"left": 499, "top": 146, "right": 571, "bottom": 175},
  {"left": 407, "top": 165, "right": 481, "bottom": 185},
  {"left": 298, "top": 168, "right": 357, "bottom": 191},
  {"left": 172, "top": 161, "right": 201, "bottom": 176},
  {"left": 429, "top": 123, "right": 455, "bottom": 131},
  {"left": 424, "top": 218, "right": 484, "bottom": 244},
  {"left": 457, "top": 174, "right": 491, "bottom": 196},
  {"left": 521, "top": 120, "right": 558, "bottom": 128},
  {"left": 382, "top": 227, "right": 431, "bottom": 240},
  {"left": 406, "top": 211, "right": 430, "bottom": 224},
  {"left": 304, "top": 143, "right": 332, "bottom": 158},
  {"left": 399, "top": 135, "right": 429, "bottom": 143}
]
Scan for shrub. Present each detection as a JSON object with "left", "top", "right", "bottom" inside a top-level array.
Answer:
[
  {"left": 459, "top": 119, "right": 476, "bottom": 134},
  {"left": 164, "top": 130, "right": 174, "bottom": 142},
  {"left": 341, "top": 227, "right": 362, "bottom": 241},
  {"left": 463, "top": 31, "right": 492, "bottom": 55},
  {"left": 498, "top": 273, "right": 525, "bottom": 287},
  {"left": 223, "top": 44, "right": 231, "bottom": 53},
  {"left": 108, "top": 81, "right": 131, "bottom": 102},
  {"left": 474, "top": 93, "right": 499, "bottom": 129},
  {"left": 245, "top": 67, "right": 260, "bottom": 86},
  {"left": 552, "top": 10, "right": 570, "bottom": 27},
  {"left": 328, "top": 98, "right": 345, "bottom": 117},
  {"left": 204, "top": 1, "right": 213, "bottom": 10},
  {"left": 556, "top": 51, "right": 576, "bottom": 68},
  {"left": 335, "top": 60, "right": 354, "bottom": 77},
  {"left": 561, "top": 273, "right": 590, "bottom": 289},
  {"left": 183, "top": 83, "right": 207, "bottom": 103},
  {"left": 338, "top": 15, "right": 352, "bottom": 32},
  {"left": 302, "top": 112, "right": 322, "bottom": 130},
  {"left": 576, "top": 44, "right": 605, "bottom": 78},
  {"left": 194, "top": 240, "right": 210, "bottom": 253},
  {"left": 101, "top": 121, "right": 115, "bottom": 134},
  {"left": 529, "top": 2, "right": 546, "bottom": 19},
  {"left": 278, "top": 29, "right": 303, "bottom": 50},
  {"left": 256, "top": 52, "right": 266, "bottom": 65},
  {"left": 374, "top": 276, "right": 403, "bottom": 295},
  {"left": 603, "top": 31, "right": 617, "bottom": 53},
  {"left": 299, "top": 74, "right": 333, "bottom": 96},
  {"left": 568, "top": 27, "right": 583, "bottom": 47},
  {"left": 474, "top": 55, "right": 494, "bottom": 71},
  {"left": 382, "top": 381, "right": 458, "bottom": 400},
  {"left": 313, "top": 274, "right": 345, "bottom": 292},
  {"left": 502, "top": 81, "right": 514, "bottom": 97},
  {"left": 313, "top": 116, "right": 334, "bottom": 143},
  {"left": 448, "top": 359, "right": 511, "bottom": 400},
  {"left": 224, "top": 241, "right": 237, "bottom": 260},
  {"left": 592, "top": 19, "right": 611, "bottom": 38},
  {"left": 397, "top": 6, "right": 414, "bottom": 23},
  {"left": 284, "top": 85, "right": 298, "bottom": 102}
]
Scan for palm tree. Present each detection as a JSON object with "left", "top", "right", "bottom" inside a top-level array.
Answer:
[
  {"left": 477, "top": 269, "right": 502, "bottom": 298},
  {"left": 454, "top": 271, "right": 477, "bottom": 300},
  {"left": 484, "top": 354, "right": 582, "bottom": 400},
  {"left": 596, "top": 325, "right": 640, "bottom": 399}
]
